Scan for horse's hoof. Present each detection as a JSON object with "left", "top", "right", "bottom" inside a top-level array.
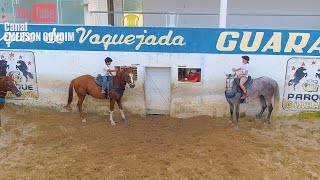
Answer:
[
  {"left": 111, "top": 122, "right": 116, "bottom": 126},
  {"left": 60, "top": 106, "right": 69, "bottom": 112},
  {"left": 81, "top": 118, "right": 86, "bottom": 123},
  {"left": 122, "top": 118, "right": 128, "bottom": 123},
  {"left": 63, "top": 106, "right": 71, "bottom": 112},
  {"left": 227, "top": 120, "right": 233, "bottom": 124}
]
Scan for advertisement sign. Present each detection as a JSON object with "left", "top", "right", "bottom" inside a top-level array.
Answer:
[
  {"left": 1, "top": 23, "right": 320, "bottom": 57},
  {"left": 283, "top": 58, "right": 320, "bottom": 111},
  {"left": 0, "top": 50, "right": 38, "bottom": 99}
]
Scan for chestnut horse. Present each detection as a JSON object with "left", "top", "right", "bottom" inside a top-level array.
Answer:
[
  {"left": 65, "top": 67, "right": 135, "bottom": 125},
  {"left": 0, "top": 76, "right": 22, "bottom": 126}
]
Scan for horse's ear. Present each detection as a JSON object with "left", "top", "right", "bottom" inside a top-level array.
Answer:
[{"left": 225, "top": 73, "right": 232, "bottom": 78}]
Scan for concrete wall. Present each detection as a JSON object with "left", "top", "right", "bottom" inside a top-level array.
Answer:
[
  {"left": 2, "top": 23, "right": 319, "bottom": 118},
  {"left": 141, "top": 0, "right": 320, "bottom": 29},
  {"left": 81, "top": 0, "right": 320, "bottom": 28},
  {"left": 228, "top": 0, "right": 320, "bottom": 29},
  {"left": 9, "top": 50, "right": 293, "bottom": 118},
  {"left": 143, "top": 0, "right": 220, "bottom": 28}
]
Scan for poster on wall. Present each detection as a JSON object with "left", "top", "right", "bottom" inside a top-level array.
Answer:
[
  {"left": 0, "top": 50, "right": 38, "bottom": 100},
  {"left": 283, "top": 57, "right": 320, "bottom": 111}
]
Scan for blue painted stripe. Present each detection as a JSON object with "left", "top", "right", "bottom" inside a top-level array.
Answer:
[{"left": 1, "top": 24, "right": 320, "bottom": 56}]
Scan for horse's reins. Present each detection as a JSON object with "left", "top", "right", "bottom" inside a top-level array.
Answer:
[
  {"left": 109, "top": 71, "right": 128, "bottom": 95},
  {"left": 226, "top": 72, "right": 237, "bottom": 92},
  {"left": 226, "top": 78, "right": 233, "bottom": 92}
]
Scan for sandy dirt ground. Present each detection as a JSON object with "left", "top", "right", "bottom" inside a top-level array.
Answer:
[{"left": 0, "top": 104, "right": 320, "bottom": 180}]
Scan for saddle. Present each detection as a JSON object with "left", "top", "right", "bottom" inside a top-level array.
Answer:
[
  {"left": 95, "top": 74, "right": 114, "bottom": 96},
  {"left": 236, "top": 76, "right": 254, "bottom": 103},
  {"left": 243, "top": 76, "right": 254, "bottom": 90}
]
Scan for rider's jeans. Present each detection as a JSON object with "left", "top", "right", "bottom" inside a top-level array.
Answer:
[{"left": 102, "top": 75, "right": 108, "bottom": 91}]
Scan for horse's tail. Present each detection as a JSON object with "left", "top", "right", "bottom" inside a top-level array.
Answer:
[
  {"left": 273, "top": 81, "right": 280, "bottom": 115},
  {"left": 66, "top": 79, "right": 75, "bottom": 107}
]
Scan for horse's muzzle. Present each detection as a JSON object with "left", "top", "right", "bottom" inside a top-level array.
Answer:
[
  {"left": 129, "top": 84, "right": 135, "bottom": 88},
  {"left": 225, "top": 91, "right": 236, "bottom": 99}
]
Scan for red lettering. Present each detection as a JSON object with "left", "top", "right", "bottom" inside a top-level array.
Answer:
[
  {"left": 16, "top": 6, "right": 22, "bottom": 18},
  {"left": 16, "top": 6, "right": 32, "bottom": 19},
  {"left": 32, "top": 4, "right": 56, "bottom": 22}
]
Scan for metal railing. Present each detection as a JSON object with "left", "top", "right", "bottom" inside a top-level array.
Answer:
[
  {"left": 2, "top": 7, "right": 320, "bottom": 29},
  {"left": 88, "top": 11, "right": 320, "bottom": 29},
  {"left": 88, "top": 11, "right": 220, "bottom": 27}
]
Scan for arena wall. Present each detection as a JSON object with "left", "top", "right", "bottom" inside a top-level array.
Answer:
[{"left": 1, "top": 24, "right": 319, "bottom": 117}]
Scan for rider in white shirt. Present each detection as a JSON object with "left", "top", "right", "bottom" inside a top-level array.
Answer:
[
  {"left": 101, "top": 57, "right": 117, "bottom": 96},
  {"left": 232, "top": 55, "right": 250, "bottom": 99}
]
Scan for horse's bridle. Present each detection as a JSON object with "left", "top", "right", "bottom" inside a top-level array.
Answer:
[
  {"left": 226, "top": 74, "right": 236, "bottom": 92},
  {"left": 124, "top": 71, "right": 135, "bottom": 88}
]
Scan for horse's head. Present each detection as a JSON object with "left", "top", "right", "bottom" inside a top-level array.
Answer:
[
  {"left": 1, "top": 76, "right": 22, "bottom": 97},
  {"left": 225, "top": 73, "right": 240, "bottom": 98},
  {"left": 118, "top": 67, "right": 135, "bottom": 89}
]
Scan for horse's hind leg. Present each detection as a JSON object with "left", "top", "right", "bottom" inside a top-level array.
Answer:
[
  {"left": 257, "top": 95, "right": 267, "bottom": 120},
  {"left": 265, "top": 99, "right": 273, "bottom": 124},
  {"left": 77, "top": 96, "right": 86, "bottom": 122},
  {"left": 116, "top": 99, "right": 128, "bottom": 123}
]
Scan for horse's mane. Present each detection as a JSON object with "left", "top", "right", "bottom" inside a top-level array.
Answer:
[
  {"left": 234, "top": 78, "right": 240, "bottom": 84},
  {"left": 232, "top": 78, "right": 242, "bottom": 93},
  {"left": 115, "top": 68, "right": 131, "bottom": 77},
  {"left": 115, "top": 69, "right": 126, "bottom": 78}
]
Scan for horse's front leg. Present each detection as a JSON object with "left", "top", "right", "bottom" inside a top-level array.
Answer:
[
  {"left": 109, "top": 99, "right": 116, "bottom": 125},
  {"left": 116, "top": 99, "right": 128, "bottom": 122},
  {"left": 0, "top": 103, "right": 3, "bottom": 127},
  {"left": 228, "top": 101, "right": 234, "bottom": 124},
  {"left": 235, "top": 103, "right": 240, "bottom": 129}
]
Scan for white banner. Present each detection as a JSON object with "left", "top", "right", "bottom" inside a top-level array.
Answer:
[
  {"left": 283, "top": 57, "right": 320, "bottom": 111},
  {"left": 0, "top": 50, "right": 38, "bottom": 99}
]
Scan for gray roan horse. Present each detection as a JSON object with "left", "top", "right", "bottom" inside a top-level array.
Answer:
[{"left": 225, "top": 74, "right": 279, "bottom": 129}]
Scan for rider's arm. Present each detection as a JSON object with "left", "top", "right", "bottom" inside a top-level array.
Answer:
[
  {"left": 237, "top": 70, "right": 248, "bottom": 78},
  {"left": 232, "top": 67, "right": 241, "bottom": 72}
]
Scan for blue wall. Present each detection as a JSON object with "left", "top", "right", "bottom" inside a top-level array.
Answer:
[{"left": 1, "top": 23, "right": 320, "bottom": 56}]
